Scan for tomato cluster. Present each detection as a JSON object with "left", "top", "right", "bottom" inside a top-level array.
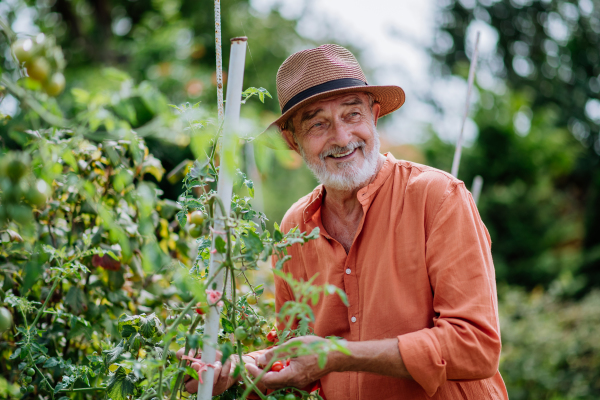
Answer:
[
  {"left": 0, "top": 152, "right": 49, "bottom": 226},
  {"left": 17, "top": 367, "right": 36, "bottom": 394},
  {"left": 187, "top": 210, "right": 208, "bottom": 238},
  {"left": 11, "top": 34, "right": 66, "bottom": 97}
]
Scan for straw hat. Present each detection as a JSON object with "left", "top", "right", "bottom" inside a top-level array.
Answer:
[{"left": 265, "top": 44, "right": 405, "bottom": 136}]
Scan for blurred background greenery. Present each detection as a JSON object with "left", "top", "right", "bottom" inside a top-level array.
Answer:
[{"left": 1, "top": 0, "right": 599, "bottom": 398}]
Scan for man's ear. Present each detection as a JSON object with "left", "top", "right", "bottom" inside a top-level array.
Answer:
[
  {"left": 372, "top": 103, "right": 382, "bottom": 127},
  {"left": 281, "top": 129, "right": 301, "bottom": 154}
]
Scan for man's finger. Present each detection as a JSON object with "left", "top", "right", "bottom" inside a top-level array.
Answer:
[
  {"left": 185, "top": 378, "right": 199, "bottom": 394},
  {"left": 177, "top": 347, "right": 201, "bottom": 361},
  {"left": 213, "top": 358, "right": 232, "bottom": 395},
  {"left": 256, "top": 349, "right": 275, "bottom": 368},
  {"left": 245, "top": 363, "right": 292, "bottom": 390}
]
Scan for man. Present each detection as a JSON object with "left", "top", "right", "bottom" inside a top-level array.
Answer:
[{"left": 182, "top": 44, "right": 509, "bottom": 399}]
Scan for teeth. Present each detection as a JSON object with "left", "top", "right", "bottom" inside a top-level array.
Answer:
[{"left": 331, "top": 149, "right": 354, "bottom": 158}]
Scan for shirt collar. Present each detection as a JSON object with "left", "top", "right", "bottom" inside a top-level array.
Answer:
[{"left": 302, "top": 152, "right": 397, "bottom": 224}]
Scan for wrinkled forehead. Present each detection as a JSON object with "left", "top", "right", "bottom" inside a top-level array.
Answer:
[{"left": 298, "top": 92, "right": 371, "bottom": 117}]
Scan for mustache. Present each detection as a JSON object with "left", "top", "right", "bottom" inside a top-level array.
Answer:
[{"left": 319, "top": 141, "right": 366, "bottom": 160}]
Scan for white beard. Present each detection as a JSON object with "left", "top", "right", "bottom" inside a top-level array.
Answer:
[{"left": 299, "top": 129, "right": 381, "bottom": 191}]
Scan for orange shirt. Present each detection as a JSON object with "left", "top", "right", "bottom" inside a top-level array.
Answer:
[{"left": 273, "top": 153, "right": 509, "bottom": 399}]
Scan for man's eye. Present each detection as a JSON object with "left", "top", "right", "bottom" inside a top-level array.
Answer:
[{"left": 313, "top": 122, "right": 322, "bottom": 128}]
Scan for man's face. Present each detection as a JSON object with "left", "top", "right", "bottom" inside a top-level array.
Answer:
[{"left": 282, "top": 92, "right": 382, "bottom": 191}]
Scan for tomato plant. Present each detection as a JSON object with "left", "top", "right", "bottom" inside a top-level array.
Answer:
[{"left": 1, "top": 23, "right": 348, "bottom": 400}]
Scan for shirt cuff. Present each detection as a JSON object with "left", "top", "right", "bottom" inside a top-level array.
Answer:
[{"left": 397, "top": 329, "right": 447, "bottom": 397}]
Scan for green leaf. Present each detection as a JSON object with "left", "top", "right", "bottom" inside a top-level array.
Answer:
[
  {"left": 221, "top": 318, "right": 234, "bottom": 333},
  {"left": 220, "top": 342, "right": 234, "bottom": 364},
  {"left": 120, "top": 325, "right": 137, "bottom": 339},
  {"left": 215, "top": 236, "right": 227, "bottom": 253},
  {"left": 241, "top": 230, "right": 264, "bottom": 254},
  {"left": 65, "top": 286, "right": 87, "bottom": 314},
  {"left": 103, "top": 340, "right": 125, "bottom": 368},
  {"left": 273, "top": 229, "right": 283, "bottom": 242},
  {"left": 275, "top": 255, "right": 291, "bottom": 270},
  {"left": 185, "top": 366, "right": 199, "bottom": 381},
  {"left": 106, "top": 367, "right": 136, "bottom": 400}
]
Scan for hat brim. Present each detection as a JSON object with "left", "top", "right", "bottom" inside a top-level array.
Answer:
[{"left": 254, "top": 84, "right": 405, "bottom": 150}]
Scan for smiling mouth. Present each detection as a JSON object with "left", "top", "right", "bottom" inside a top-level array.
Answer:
[{"left": 328, "top": 148, "right": 357, "bottom": 160}]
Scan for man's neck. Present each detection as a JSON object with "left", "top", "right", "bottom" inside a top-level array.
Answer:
[{"left": 320, "top": 154, "right": 386, "bottom": 252}]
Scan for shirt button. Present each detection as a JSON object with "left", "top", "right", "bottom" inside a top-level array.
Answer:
[
  {"left": 351, "top": 316, "right": 357, "bottom": 323},
  {"left": 345, "top": 268, "right": 351, "bottom": 274}
]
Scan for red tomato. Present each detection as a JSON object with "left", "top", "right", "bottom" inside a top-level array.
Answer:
[
  {"left": 285, "top": 359, "right": 291, "bottom": 366},
  {"left": 270, "top": 361, "right": 284, "bottom": 372},
  {"left": 266, "top": 329, "right": 278, "bottom": 343}
]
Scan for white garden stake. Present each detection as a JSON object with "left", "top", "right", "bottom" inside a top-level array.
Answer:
[
  {"left": 471, "top": 175, "right": 483, "bottom": 205},
  {"left": 451, "top": 31, "right": 481, "bottom": 178},
  {"left": 198, "top": 37, "right": 248, "bottom": 400},
  {"left": 214, "top": 0, "right": 224, "bottom": 124}
]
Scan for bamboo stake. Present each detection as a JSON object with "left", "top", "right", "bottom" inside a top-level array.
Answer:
[
  {"left": 215, "top": 0, "right": 224, "bottom": 124},
  {"left": 451, "top": 31, "right": 481, "bottom": 178},
  {"left": 198, "top": 37, "right": 248, "bottom": 400},
  {"left": 471, "top": 175, "right": 483, "bottom": 205}
]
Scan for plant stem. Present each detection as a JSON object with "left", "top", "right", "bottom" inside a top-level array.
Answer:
[
  {"left": 30, "top": 277, "right": 60, "bottom": 329},
  {"left": 59, "top": 387, "right": 106, "bottom": 393},
  {"left": 157, "top": 298, "right": 198, "bottom": 399},
  {"left": 169, "top": 314, "right": 203, "bottom": 400}
]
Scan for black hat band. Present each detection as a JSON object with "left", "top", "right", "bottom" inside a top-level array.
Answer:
[{"left": 281, "top": 78, "right": 368, "bottom": 114}]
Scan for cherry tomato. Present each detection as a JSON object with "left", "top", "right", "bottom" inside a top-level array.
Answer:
[
  {"left": 270, "top": 361, "right": 284, "bottom": 372},
  {"left": 284, "top": 394, "right": 296, "bottom": 400},
  {"left": 234, "top": 326, "right": 248, "bottom": 341},
  {"left": 26, "top": 57, "right": 50, "bottom": 82},
  {"left": 20, "top": 387, "right": 27, "bottom": 394},
  {"left": 266, "top": 329, "right": 278, "bottom": 343},
  {"left": 12, "top": 39, "right": 35, "bottom": 63},
  {"left": 44, "top": 72, "right": 66, "bottom": 97},
  {"left": 27, "top": 385, "right": 34, "bottom": 393},
  {"left": 247, "top": 294, "right": 258, "bottom": 305},
  {"left": 253, "top": 337, "right": 263, "bottom": 347},
  {"left": 24, "top": 376, "right": 32, "bottom": 383},
  {"left": 26, "top": 368, "right": 35, "bottom": 377},
  {"left": 0, "top": 307, "right": 13, "bottom": 331},
  {"left": 267, "top": 396, "right": 277, "bottom": 400},
  {"left": 189, "top": 210, "right": 206, "bottom": 225},
  {"left": 285, "top": 359, "right": 291, "bottom": 366},
  {"left": 181, "top": 314, "right": 191, "bottom": 326},
  {"left": 189, "top": 224, "right": 203, "bottom": 238}
]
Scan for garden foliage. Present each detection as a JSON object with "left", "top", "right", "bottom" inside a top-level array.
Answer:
[{"left": 0, "top": 26, "right": 345, "bottom": 400}]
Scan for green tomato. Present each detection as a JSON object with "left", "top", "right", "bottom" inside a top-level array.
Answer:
[
  {"left": 189, "top": 224, "right": 203, "bottom": 238},
  {"left": 27, "top": 384, "right": 34, "bottom": 393},
  {"left": 26, "top": 57, "right": 50, "bottom": 82},
  {"left": 247, "top": 315, "right": 257, "bottom": 324},
  {"left": 284, "top": 394, "right": 296, "bottom": 400},
  {"left": 6, "top": 159, "right": 27, "bottom": 183},
  {"left": 26, "top": 187, "right": 47, "bottom": 207},
  {"left": 12, "top": 39, "right": 35, "bottom": 63},
  {"left": 189, "top": 210, "right": 206, "bottom": 225},
  {"left": 247, "top": 294, "right": 258, "bottom": 305},
  {"left": 181, "top": 314, "right": 192, "bottom": 326},
  {"left": 20, "top": 387, "right": 27, "bottom": 394},
  {"left": 27, "top": 368, "right": 35, "bottom": 376},
  {"left": 44, "top": 72, "right": 66, "bottom": 97},
  {"left": 267, "top": 397, "right": 277, "bottom": 400},
  {"left": 234, "top": 326, "right": 247, "bottom": 341},
  {"left": 0, "top": 307, "right": 13, "bottom": 332},
  {"left": 24, "top": 376, "right": 32, "bottom": 383},
  {"left": 253, "top": 337, "right": 263, "bottom": 347}
]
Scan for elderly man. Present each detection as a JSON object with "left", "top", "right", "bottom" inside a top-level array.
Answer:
[{"left": 183, "top": 44, "right": 509, "bottom": 399}]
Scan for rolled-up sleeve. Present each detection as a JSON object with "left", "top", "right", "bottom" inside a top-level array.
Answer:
[{"left": 397, "top": 182, "right": 502, "bottom": 397}]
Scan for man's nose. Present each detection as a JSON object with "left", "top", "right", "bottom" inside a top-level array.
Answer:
[{"left": 329, "top": 119, "right": 353, "bottom": 148}]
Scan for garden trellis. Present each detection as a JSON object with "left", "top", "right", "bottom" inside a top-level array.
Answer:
[{"left": 198, "top": 36, "right": 248, "bottom": 400}]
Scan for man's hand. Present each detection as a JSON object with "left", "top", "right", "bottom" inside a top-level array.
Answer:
[
  {"left": 176, "top": 348, "right": 254, "bottom": 395},
  {"left": 245, "top": 336, "right": 331, "bottom": 390},
  {"left": 245, "top": 336, "right": 413, "bottom": 390}
]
